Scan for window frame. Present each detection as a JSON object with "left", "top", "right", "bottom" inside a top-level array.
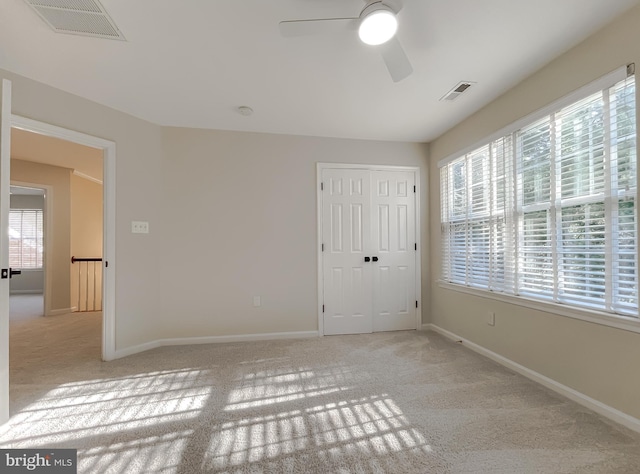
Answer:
[{"left": 438, "top": 65, "right": 639, "bottom": 333}]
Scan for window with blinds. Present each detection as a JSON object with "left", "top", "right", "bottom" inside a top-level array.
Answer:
[
  {"left": 440, "top": 70, "right": 637, "bottom": 318},
  {"left": 9, "top": 209, "right": 44, "bottom": 269}
]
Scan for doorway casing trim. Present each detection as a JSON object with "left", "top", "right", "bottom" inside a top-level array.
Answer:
[
  {"left": 316, "top": 162, "right": 422, "bottom": 336},
  {"left": 11, "top": 114, "right": 116, "bottom": 361}
]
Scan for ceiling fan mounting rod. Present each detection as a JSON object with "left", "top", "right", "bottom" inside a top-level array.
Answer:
[{"left": 361, "top": 1, "right": 392, "bottom": 17}]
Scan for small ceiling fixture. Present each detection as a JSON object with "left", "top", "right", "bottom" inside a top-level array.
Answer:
[
  {"left": 237, "top": 106, "right": 253, "bottom": 116},
  {"left": 358, "top": 3, "right": 398, "bottom": 46}
]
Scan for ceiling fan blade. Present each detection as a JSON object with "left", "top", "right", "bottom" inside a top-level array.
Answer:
[
  {"left": 378, "top": 37, "right": 413, "bottom": 82},
  {"left": 279, "top": 18, "right": 357, "bottom": 37}
]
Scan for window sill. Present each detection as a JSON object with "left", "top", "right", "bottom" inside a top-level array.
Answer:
[{"left": 437, "top": 281, "right": 640, "bottom": 335}]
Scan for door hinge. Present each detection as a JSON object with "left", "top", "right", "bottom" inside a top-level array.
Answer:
[
  {"left": 415, "top": 243, "right": 417, "bottom": 251},
  {"left": 322, "top": 304, "right": 325, "bottom": 313},
  {"left": 416, "top": 300, "right": 418, "bottom": 308},
  {"left": 413, "top": 185, "right": 416, "bottom": 193},
  {"left": 322, "top": 243, "right": 324, "bottom": 252},
  {"left": 321, "top": 182, "right": 324, "bottom": 191}
]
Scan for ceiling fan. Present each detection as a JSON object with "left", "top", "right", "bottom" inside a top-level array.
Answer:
[{"left": 279, "top": 0, "right": 413, "bottom": 83}]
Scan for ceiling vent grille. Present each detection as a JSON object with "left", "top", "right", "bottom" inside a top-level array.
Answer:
[
  {"left": 23, "top": 0, "right": 125, "bottom": 40},
  {"left": 440, "top": 81, "right": 476, "bottom": 101}
]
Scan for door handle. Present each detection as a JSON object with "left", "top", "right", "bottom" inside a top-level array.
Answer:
[
  {"left": 364, "top": 256, "right": 371, "bottom": 262},
  {"left": 372, "top": 256, "right": 379, "bottom": 262},
  {"left": 2, "top": 268, "right": 23, "bottom": 279}
]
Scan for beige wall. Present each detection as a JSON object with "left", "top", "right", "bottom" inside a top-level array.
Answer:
[
  {"left": 2, "top": 65, "right": 428, "bottom": 350},
  {"left": 70, "top": 174, "right": 102, "bottom": 311},
  {"left": 159, "top": 128, "right": 429, "bottom": 338},
  {"left": 11, "top": 159, "right": 70, "bottom": 312},
  {"left": 3, "top": 67, "right": 165, "bottom": 350},
  {"left": 10, "top": 193, "right": 44, "bottom": 210},
  {"left": 428, "top": 4, "right": 640, "bottom": 419},
  {"left": 9, "top": 270, "right": 43, "bottom": 295}
]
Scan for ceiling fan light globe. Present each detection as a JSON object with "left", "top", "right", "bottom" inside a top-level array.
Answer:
[{"left": 358, "top": 10, "right": 398, "bottom": 46}]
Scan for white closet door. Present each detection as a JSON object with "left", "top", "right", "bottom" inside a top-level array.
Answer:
[
  {"left": 322, "top": 169, "right": 373, "bottom": 335},
  {"left": 371, "top": 171, "right": 417, "bottom": 332}
]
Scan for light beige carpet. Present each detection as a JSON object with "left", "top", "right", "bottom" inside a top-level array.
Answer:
[{"left": 2, "top": 312, "right": 640, "bottom": 473}]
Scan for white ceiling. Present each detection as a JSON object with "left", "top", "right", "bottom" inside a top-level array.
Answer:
[{"left": 0, "top": 0, "right": 638, "bottom": 143}]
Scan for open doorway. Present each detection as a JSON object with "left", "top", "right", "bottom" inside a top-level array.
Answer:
[
  {"left": 7, "top": 116, "right": 116, "bottom": 363},
  {"left": 0, "top": 108, "right": 116, "bottom": 422}
]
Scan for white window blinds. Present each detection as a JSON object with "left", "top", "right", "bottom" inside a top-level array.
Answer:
[
  {"left": 9, "top": 209, "right": 44, "bottom": 269},
  {"left": 440, "top": 71, "right": 637, "bottom": 318}
]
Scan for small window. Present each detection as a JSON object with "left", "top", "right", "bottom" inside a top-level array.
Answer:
[{"left": 9, "top": 209, "right": 44, "bottom": 269}]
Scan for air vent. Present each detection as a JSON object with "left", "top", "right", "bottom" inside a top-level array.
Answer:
[
  {"left": 23, "top": 0, "right": 125, "bottom": 40},
  {"left": 440, "top": 81, "right": 476, "bottom": 101}
]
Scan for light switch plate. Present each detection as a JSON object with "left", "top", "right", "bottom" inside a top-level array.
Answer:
[{"left": 131, "top": 221, "right": 149, "bottom": 234}]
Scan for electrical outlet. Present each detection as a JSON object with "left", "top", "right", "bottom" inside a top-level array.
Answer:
[
  {"left": 131, "top": 221, "right": 149, "bottom": 234},
  {"left": 488, "top": 311, "right": 495, "bottom": 326},
  {"left": 253, "top": 296, "right": 261, "bottom": 307}
]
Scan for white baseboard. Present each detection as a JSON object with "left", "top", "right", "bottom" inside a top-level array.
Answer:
[
  {"left": 113, "top": 340, "right": 162, "bottom": 359},
  {"left": 113, "top": 331, "right": 319, "bottom": 360},
  {"left": 425, "top": 323, "right": 640, "bottom": 434},
  {"left": 159, "top": 330, "right": 319, "bottom": 347},
  {"left": 46, "top": 307, "right": 74, "bottom": 317}
]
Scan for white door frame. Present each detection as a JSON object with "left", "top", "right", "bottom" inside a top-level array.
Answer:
[
  {"left": 1, "top": 79, "right": 12, "bottom": 424},
  {"left": 11, "top": 115, "right": 116, "bottom": 361},
  {"left": 316, "top": 162, "right": 421, "bottom": 336}
]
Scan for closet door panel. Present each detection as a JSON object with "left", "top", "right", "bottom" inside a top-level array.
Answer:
[
  {"left": 371, "top": 171, "right": 417, "bottom": 332},
  {"left": 322, "top": 169, "right": 373, "bottom": 335}
]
